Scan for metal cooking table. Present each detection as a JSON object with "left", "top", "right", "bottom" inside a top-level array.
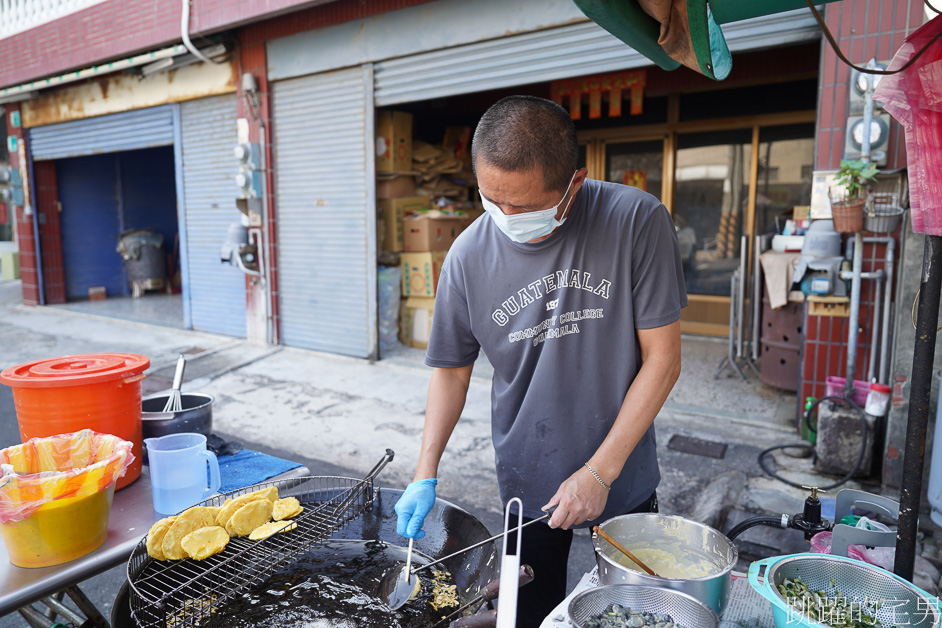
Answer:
[{"left": 0, "top": 464, "right": 311, "bottom": 624}]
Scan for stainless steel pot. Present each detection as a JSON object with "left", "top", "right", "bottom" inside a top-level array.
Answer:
[
  {"left": 592, "top": 513, "right": 737, "bottom": 616},
  {"left": 141, "top": 392, "right": 213, "bottom": 439},
  {"left": 111, "top": 488, "right": 499, "bottom": 627}
]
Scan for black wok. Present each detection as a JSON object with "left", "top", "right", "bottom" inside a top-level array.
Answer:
[{"left": 112, "top": 487, "right": 499, "bottom": 627}]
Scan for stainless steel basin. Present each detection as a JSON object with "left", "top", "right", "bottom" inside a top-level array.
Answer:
[{"left": 593, "top": 513, "right": 737, "bottom": 615}]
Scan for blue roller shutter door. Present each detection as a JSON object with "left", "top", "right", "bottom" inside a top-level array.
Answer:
[{"left": 56, "top": 154, "right": 124, "bottom": 299}]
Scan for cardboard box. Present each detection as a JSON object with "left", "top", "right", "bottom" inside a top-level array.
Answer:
[
  {"left": 379, "top": 196, "right": 432, "bottom": 252},
  {"left": 399, "top": 296, "right": 436, "bottom": 348},
  {"left": 89, "top": 286, "right": 106, "bottom": 301},
  {"left": 376, "top": 175, "right": 417, "bottom": 199},
  {"left": 376, "top": 111, "right": 413, "bottom": 173},
  {"left": 403, "top": 213, "right": 471, "bottom": 252},
  {"left": 401, "top": 251, "right": 446, "bottom": 297},
  {"left": 443, "top": 126, "right": 472, "bottom": 161},
  {"left": 376, "top": 218, "right": 386, "bottom": 251}
]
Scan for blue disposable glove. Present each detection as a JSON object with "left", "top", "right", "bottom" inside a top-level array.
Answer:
[{"left": 395, "top": 478, "right": 438, "bottom": 539}]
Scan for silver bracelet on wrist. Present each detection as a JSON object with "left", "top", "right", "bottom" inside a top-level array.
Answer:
[{"left": 583, "top": 462, "right": 611, "bottom": 491}]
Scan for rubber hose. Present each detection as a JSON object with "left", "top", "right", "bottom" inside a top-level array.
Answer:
[
  {"left": 758, "top": 395, "right": 868, "bottom": 491},
  {"left": 726, "top": 516, "right": 785, "bottom": 541}
]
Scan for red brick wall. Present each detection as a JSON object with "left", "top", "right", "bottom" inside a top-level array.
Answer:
[
  {"left": 815, "top": 0, "right": 926, "bottom": 170},
  {"left": 5, "top": 103, "right": 38, "bottom": 305},
  {"left": 0, "top": 0, "right": 435, "bottom": 91},
  {"left": 33, "top": 161, "right": 65, "bottom": 305},
  {"left": 800, "top": 1, "right": 922, "bottom": 416}
]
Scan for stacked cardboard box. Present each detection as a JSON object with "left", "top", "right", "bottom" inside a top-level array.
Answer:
[
  {"left": 398, "top": 209, "right": 473, "bottom": 348},
  {"left": 374, "top": 115, "right": 484, "bottom": 348}
]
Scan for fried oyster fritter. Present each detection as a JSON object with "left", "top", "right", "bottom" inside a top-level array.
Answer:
[
  {"left": 181, "top": 526, "right": 230, "bottom": 560},
  {"left": 226, "top": 499, "right": 274, "bottom": 537},
  {"left": 162, "top": 507, "right": 218, "bottom": 560}
]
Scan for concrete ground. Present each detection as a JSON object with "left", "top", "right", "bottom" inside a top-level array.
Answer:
[{"left": 0, "top": 278, "right": 936, "bottom": 626}]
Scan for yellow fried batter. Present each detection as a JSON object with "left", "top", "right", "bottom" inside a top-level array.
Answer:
[
  {"left": 181, "top": 526, "right": 230, "bottom": 560},
  {"left": 146, "top": 516, "right": 177, "bottom": 561},
  {"left": 225, "top": 499, "right": 274, "bottom": 537},
  {"left": 162, "top": 507, "right": 218, "bottom": 560},
  {"left": 247, "top": 486, "right": 279, "bottom": 502},
  {"left": 214, "top": 487, "right": 279, "bottom": 527},
  {"left": 272, "top": 497, "right": 303, "bottom": 521},
  {"left": 248, "top": 519, "right": 297, "bottom": 540}
]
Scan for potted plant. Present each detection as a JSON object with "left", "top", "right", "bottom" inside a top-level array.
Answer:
[{"left": 830, "top": 159, "right": 878, "bottom": 233}]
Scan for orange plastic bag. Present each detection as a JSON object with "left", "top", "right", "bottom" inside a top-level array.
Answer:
[{"left": 0, "top": 429, "right": 134, "bottom": 524}]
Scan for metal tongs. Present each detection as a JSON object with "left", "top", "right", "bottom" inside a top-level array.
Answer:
[
  {"left": 496, "top": 497, "right": 524, "bottom": 627},
  {"left": 383, "top": 502, "right": 552, "bottom": 612},
  {"left": 444, "top": 499, "right": 533, "bottom": 628}
]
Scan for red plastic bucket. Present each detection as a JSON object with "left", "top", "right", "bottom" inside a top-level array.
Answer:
[{"left": 0, "top": 353, "right": 150, "bottom": 489}]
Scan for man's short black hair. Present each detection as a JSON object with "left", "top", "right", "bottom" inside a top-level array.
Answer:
[{"left": 471, "top": 95, "right": 579, "bottom": 194}]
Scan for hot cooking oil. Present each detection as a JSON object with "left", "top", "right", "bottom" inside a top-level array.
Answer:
[{"left": 204, "top": 539, "right": 462, "bottom": 628}]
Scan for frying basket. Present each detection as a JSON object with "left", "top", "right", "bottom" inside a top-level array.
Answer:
[
  {"left": 127, "top": 450, "right": 393, "bottom": 628},
  {"left": 568, "top": 584, "right": 718, "bottom": 628},
  {"left": 748, "top": 553, "right": 941, "bottom": 628},
  {"left": 864, "top": 204, "right": 904, "bottom": 233}
]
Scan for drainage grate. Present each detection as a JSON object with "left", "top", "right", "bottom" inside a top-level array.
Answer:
[{"left": 667, "top": 434, "right": 728, "bottom": 459}]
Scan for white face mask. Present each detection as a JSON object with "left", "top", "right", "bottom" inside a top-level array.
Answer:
[{"left": 480, "top": 172, "right": 577, "bottom": 243}]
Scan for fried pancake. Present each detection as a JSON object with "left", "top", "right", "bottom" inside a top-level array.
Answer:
[
  {"left": 181, "top": 526, "right": 230, "bottom": 560},
  {"left": 248, "top": 519, "right": 297, "bottom": 540},
  {"left": 272, "top": 497, "right": 303, "bottom": 521},
  {"left": 162, "top": 507, "right": 218, "bottom": 560},
  {"left": 146, "top": 516, "right": 177, "bottom": 561},
  {"left": 225, "top": 499, "right": 274, "bottom": 537},
  {"left": 214, "top": 487, "right": 279, "bottom": 527}
]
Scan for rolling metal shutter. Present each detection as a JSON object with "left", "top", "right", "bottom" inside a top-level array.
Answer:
[
  {"left": 273, "top": 66, "right": 377, "bottom": 358},
  {"left": 56, "top": 154, "right": 125, "bottom": 299},
  {"left": 29, "top": 106, "right": 174, "bottom": 160},
  {"left": 374, "top": 9, "right": 821, "bottom": 106},
  {"left": 179, "top": 95, "right": 246, "bottom": 337}
]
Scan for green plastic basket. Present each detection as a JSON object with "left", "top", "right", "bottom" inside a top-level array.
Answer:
[{"left": 748, "top": 553, "right": 941, "bottom": 628}]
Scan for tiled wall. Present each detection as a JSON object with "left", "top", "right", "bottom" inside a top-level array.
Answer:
[
  {"left": 815, "top": 0, "right": 927, "bottom": 170},
  {"left": 800, "top": 0, "right": 924, "bottom": 420}
]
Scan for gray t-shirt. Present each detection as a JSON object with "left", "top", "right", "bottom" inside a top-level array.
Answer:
[{"left": 425, "top": 178, "right": 688, "bottom": 524}]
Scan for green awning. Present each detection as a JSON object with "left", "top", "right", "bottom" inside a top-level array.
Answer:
[{"left": 574, "top": 0, "right": 841, "bottom": 81}]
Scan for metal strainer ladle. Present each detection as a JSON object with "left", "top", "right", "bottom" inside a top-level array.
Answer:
[
  {"left": 381, "top": 537, "right": 422, "bottom": 610},
  {"left": 380, "top": 508, "right": 554, "bottom": 610}
]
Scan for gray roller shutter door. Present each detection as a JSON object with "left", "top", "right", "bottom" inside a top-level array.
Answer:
[
  {"left": 273, "top": 66, "right": 377, "bottom": 358},
  {"left": 29, "top": 106, "right": 174, "bottom": 160},
  {"left": 180, "top": 95, "right": 247, "bottom": 337},
  {"left": 374, "top": 9, "right": 821, "bottom": 106}
]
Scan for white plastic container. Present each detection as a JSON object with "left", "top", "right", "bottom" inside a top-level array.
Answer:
[{"left": 864, "top": 383, "right": 891, "bottom": 416}]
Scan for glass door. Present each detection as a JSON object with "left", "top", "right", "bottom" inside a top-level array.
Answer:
[
  {"left": 602, "top": 138, "right": 666, "bottom": 200},
  {"left": 754, "top": 124, "right": 815, "bottom": 237},
  {"left": 674, "top": 129, "right": 753, "bottom": 334}
]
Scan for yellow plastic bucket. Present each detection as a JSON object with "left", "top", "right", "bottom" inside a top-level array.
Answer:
[
  {"left": 0, "top": 429, "right": 133, "bottom": 568},
  {"left": 0, "top": 482, "right": 115, "bottom": 568}
]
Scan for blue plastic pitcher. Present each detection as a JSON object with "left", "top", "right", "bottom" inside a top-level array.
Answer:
[{"left": 145, "top": 433, "right": 220, "bottom": 515}]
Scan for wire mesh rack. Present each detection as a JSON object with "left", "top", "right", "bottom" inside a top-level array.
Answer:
[{"left": 127, "top": 450, "right": 394, "bottom": 628}]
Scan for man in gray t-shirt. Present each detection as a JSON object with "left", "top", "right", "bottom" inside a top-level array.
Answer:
[{"left": 394, "top": 96, "right": 687, "bottom": 627}]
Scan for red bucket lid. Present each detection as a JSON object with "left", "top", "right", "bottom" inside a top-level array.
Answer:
[
  {"left": 869, "top": 382, "right": 892, "bottom": 393},
  {"left": 0, "top": 353, "right": 150, "bottom": 388}
]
